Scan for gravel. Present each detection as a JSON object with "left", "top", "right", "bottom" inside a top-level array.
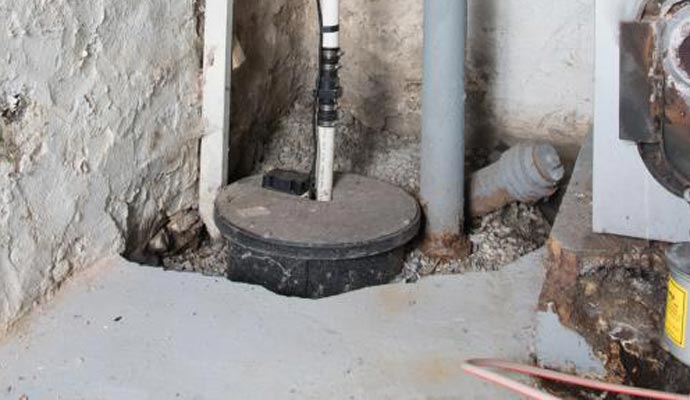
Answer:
[
  {"left": 399, "top": 202, "right": 551, "bottom": 282},
  {"left": 256, "top": 98, "right": 495, "bottom": 194},
  {"left": 163, "top": 201, "right": 551, "bottom": 280},
  {"left": 162, "top": 240, "right": 230, "bottom": 277},
  {"left": 255, "top": 98, "right": 424, "bottom": 193}
]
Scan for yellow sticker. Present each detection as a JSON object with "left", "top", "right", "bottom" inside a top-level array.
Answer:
[{"left": 666, "top": 277, "right": 688, "bottom": 348}]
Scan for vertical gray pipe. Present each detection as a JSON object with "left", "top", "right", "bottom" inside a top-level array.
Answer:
[{"left": 420, "top": 0, "right": 468, "bottom": 258}]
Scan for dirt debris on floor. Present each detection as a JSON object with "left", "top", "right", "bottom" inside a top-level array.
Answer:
[
  {"left": 162, "top": 240, "right": 230, "bottom": 277},
  {"left": 556, "top": 245, "right": 690, "bottom": 395},
  {"left": 132, "top": 208, "right": 230, "bottom": 277},
  {"left": 400, "top": 202, "right": 551, "bottom": 281},
  {"left": 538, "top": 246, "right": 690, "bottom": 399}
]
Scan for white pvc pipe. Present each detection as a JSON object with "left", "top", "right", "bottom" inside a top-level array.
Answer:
[
  {"left": 321, "top": 0, "right": 339, "bottom": 49},
  {"left": 316, "top": 0, "right": 339, "bottom": 202},
  {"left": 316, "top": 126, "right": 336, "bottom": 201}
]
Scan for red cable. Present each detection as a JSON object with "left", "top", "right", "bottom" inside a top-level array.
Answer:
[
  {"left": 462, "top": 363, "right": 560, "bottom": 400},
  {"left": 462, "top": 359, "right": 690, "bottom": 400}
]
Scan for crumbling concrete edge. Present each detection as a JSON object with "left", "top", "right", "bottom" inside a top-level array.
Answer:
[{"left": 535, "top": 134, "right": 666, "bottom": 381}]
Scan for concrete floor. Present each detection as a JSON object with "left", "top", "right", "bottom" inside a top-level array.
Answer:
[{"left": 0, "top": 249, "right": 546, "bottom": 400}]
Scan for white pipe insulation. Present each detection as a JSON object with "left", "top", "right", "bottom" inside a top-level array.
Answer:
[{"left": 315, "top": 0, "right": 340, "bottom": 202}]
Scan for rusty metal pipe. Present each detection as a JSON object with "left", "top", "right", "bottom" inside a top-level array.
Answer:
[
  {"left": 420, "top": 0, "right": 469, "bottom": 259},
  {"left": 469, "top": 143, "right": 565, "bottom": 217}
]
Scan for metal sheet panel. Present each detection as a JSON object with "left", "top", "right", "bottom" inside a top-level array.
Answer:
[
  {"left": 593, "top": 0, "right": 690, "bottom": 243},
  {"left": 619, "top": 22, "right": 658, "bottom": 143}
]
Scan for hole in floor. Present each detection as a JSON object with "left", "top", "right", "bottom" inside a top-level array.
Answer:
[{"left": 126, "top": 101, "right": 561, "bottom": 298}]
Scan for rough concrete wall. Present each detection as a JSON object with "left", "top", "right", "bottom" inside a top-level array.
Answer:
[
  {"left": 0, "top": 0, "right": 201, "bottom": 332},
  {"left": 231, "top": 0, "right": 312, "bottom": 177},
  {"left": 233, "top": 0, "right": 594, "bottom": 157},
  {"left": 468, "top": 0, "right": 594, "bottom": 144},
  {"left": 341, "top": 0, "right": 594, "bottom": 145},
  {"left": 339, "top": 1, "right": 425, "bottom": 141}
]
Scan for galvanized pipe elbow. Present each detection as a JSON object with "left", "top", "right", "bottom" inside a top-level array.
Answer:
[{"left": 469, "top": 143, "right": 565, "bottom": 217}]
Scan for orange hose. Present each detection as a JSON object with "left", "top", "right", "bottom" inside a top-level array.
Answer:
[{"left": 462, "top": 359, "right": 690, "bottom": 400}]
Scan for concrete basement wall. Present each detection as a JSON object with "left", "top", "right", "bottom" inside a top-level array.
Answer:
[
  {"left": 462, "top": 0, "right": 593, "bottom": 145},
  {"left": 230, "top": 0, "right": 312, "bottom": 177},
  {"left": 232, "top": 0, "right": 594, "bottom": 169},
  {"left": 350, "top": 0, "right": 595, "bottom": 144},
  {"left": 0, "top": 0, "right": 202, "bottom": 333}
]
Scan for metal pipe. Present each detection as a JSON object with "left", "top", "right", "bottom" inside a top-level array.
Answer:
[
  {"left": 469, "top": 143, "right": 565, "bottom": 217},
  {"left": 420, "top": 0, "right": 469, "bottom": 258}
]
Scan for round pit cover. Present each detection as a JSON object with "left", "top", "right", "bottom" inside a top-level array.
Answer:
[{"left": 215, "top": 174, "right": 421, "bottom": 260}]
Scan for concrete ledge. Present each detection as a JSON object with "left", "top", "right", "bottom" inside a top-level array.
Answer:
[
  {"left": 540, "top": 135, "right": 648, "bottom": 322},
  {"left": 536, "top": 135, "right": 690, "bottom": 392}
]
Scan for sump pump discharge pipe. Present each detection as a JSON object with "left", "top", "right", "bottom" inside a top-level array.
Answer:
[
  {"left": 420, "top": 0, "right": 469, "bottom": 258},
  {"left": 469, "top": 143, "right": 565, "bottom": 217},
  {"left": 315, "top": 0, "right": 342, "bottom": 202}
]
